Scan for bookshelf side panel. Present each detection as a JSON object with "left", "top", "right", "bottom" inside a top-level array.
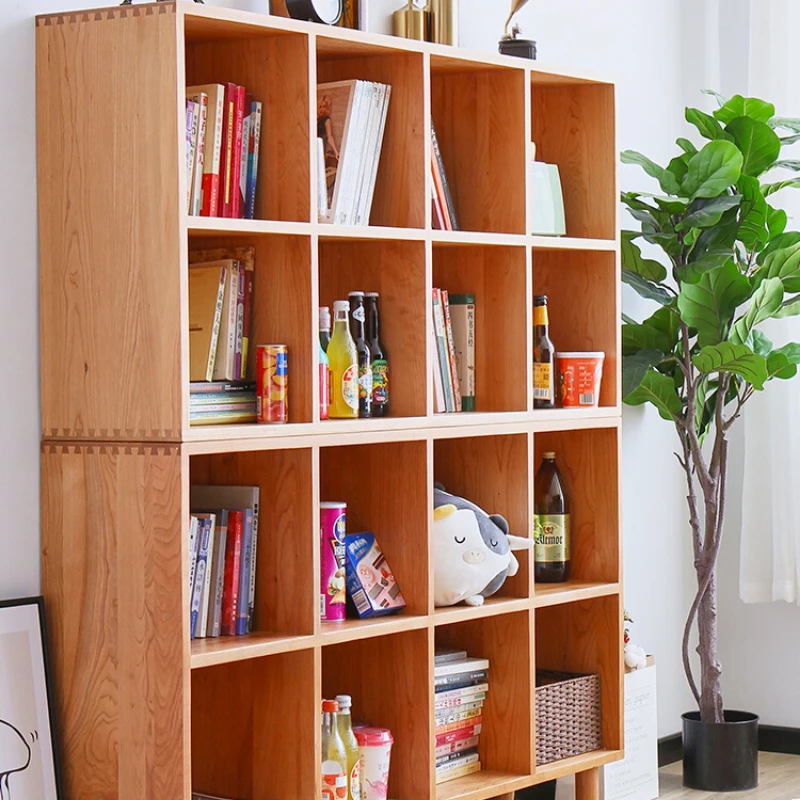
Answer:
[
  {"left": 37, "top": 8, "right": 182, "bottom": 441},
  {"left": 41, "top": 444, "right": 187, "bottom": 800}
]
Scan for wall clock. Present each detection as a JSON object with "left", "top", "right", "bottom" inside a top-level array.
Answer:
[{"left": 285, "top": 0, "right": 343, "bottom": 24}]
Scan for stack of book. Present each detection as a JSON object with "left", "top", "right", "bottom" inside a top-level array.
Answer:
[
  {"left": 431, "top": 122, "right": 458, "bottom": 231},
  {"left": 190, "top": 381, "right": 257, "bottom": 426},
  {"left": 431, "top": 289, "right": 476, "bottom": 413},
  {"left": 434, "top": 649, "right": 488, "bottom": 784},
  {"left": 188, "top": 485, "right": 260, "bottom": 641},
  {"left": 317, "top": 79, "right": 392, "bottom": 225},
  {"left": 186, "top": 83, "right": 262, "bottom": 219}
]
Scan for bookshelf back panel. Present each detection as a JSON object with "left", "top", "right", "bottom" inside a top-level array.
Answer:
[
  {"left": 430, "top": 62, "right": 527, "bottom": 235},
  {"left": 317, "top": 45, "right": 426, "bottom": 229},
  {"left": 320, "top": 239, "right": 427, "bottom": 419},
  {"left": 185, "top": 32, "right": 312, "bottom": 223},
  {"left": 530, "top": 83, "right": 616, "bottom": 240},
  {"left": 191, "top": 447, "right": 316, "bottom": 637},
  {"left": 433, "top": 245, "right": 529, "bottom": 413}
]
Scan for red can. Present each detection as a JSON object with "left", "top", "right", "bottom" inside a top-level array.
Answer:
[{"left": 257, "top": 344, "right": 288, "bottom": 423}]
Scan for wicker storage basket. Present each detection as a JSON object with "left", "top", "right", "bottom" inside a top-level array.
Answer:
[{"left": 535, "top": 670, "right": 602, "bottom": 765}]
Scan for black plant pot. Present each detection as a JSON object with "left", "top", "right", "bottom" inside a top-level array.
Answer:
[{"left": 682, "top": 710, "right": 759, "bottom": 791}]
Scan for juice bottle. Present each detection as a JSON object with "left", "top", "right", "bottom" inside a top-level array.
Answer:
[
  {"left": 321, "top": 699, "right": 348, "bottom": 800},
  {"left": 349, "top": 292, "right": 372, "bottom": 418},
  {"left": 319, "top": 339, "right": 330, "bottom": 421},
  {"left": 335, "top": 695, "right": 361, "bottom": 800},
  {"left": 328, "top": 301, "right": 359, "bottom": 419}
]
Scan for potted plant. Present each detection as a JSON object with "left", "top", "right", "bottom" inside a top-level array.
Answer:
[{"left": 621, "top": 91, "right": 800, "bottom": 791}]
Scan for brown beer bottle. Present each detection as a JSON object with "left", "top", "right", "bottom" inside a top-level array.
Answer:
[
  {"left": 534, "top": 451, "right": 571, "bottom": 582},
  {"left": 533, "top": 295, "right": 555, "bottom": 409}
]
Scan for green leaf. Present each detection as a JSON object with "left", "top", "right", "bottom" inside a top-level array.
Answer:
[
  {"left": 750, "top": 329, "right": 773, "bottom": 356},
  {"left": 621, "top": 234, "right": 667, "bottom": 282},
  {"left": 767, "top": 206, "right": 788, "bottom": 238},
  {"left": 753, "top": 241, "right": 800, "bottom": 292},
  {"left": 702, "top": 89, "right": 729, "bottom": 108},
  {"left": 622, "top": 269, "right": 673, "bottom": 305},
  {"left": 653, "top": 196, "right": 689, "bottom": 214},
  {"left": 736, "top": 175, "right": 769, "bottom": 249},
  {"left": 621, "top": 192, "right": 659, "bottom": 212},
  {"left": 623, "top": 349, "right": 665, "bottom": 398},
  {"left": 676, "top": 195, "right": 741, "bottom": 231},
  {"left": 758, "top": 232, "right": 800, "bottom": 264},
  {"left": 681, "top": 141, "right": 744, "bottom": 200},
  {"left": 693, "top": 342, "right": 768, "bottom": 389},
  {"left": 686, "top": 107, "right": 732, "bottom": 142},
  {"left": 780, "top": 133, "right": 800, "bottom": 145},
  {"left": 763, "top": 178, "right": 800, "bottom": 197},
  {"left": 714, "top": 95, "right": 775, "bottom": 124},
  {"left": 767, "top": 351, "right": 799, "bottom": 380},
  {"left": 677, "top": 259, "right": 750, "bottom": 347},
  {"left": 726, "top": 117, "right": 781, "bottom": 177},
  {"left": 622, "top": 307, "right": 680, "bottom": 356},
  {"left": 730, "top": 277, "right": 784, "bottom": 345},
  {"left": 771, "top": 160, "right": 800, "bottom": 171},
  {"left": 667, "top": 154, "right": 690, "bottom": 184},
  {"left": 775, "top": 295, "right": 800, "bottom": 319},
  {"left": 769, "top": 116, "right": 800, "bottom": 133},
  {"left": 677, "top": 137, "right": 699, "bottom": 155},
  {"left": 624, "top": 368, "right": 683, "bottom": 419},
  {"left": 621, "top": 150, "right": 683, "bottom": 195}
]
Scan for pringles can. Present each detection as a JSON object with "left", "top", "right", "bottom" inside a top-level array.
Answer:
[
  {"left": 256, "top": 344, "right": 288, "bottom": 423},
  {"left": 320, "top": 502, "right": 347, "bottom": 622}
]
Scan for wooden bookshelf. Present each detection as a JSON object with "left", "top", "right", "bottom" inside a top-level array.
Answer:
[{"left": 36, "top": 3, "right": 622, "bottom": 799}]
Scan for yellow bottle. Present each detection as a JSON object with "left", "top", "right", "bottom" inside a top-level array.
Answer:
[
  {"left": 328, "top": 301, "right": 359, "bottom": 419},
  {"left": 335, "top": 695, "right": 361, "bottom": 800}
]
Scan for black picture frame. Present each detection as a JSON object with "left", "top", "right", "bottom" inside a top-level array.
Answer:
[{"left": 0, "top": 596, "right": 62, "bottom": 800}]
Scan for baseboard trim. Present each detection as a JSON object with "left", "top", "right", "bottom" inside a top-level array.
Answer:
[{"left": 658, "top": 724, "right": 800, "bottom": 766}]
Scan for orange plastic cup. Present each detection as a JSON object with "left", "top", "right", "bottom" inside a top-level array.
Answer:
[{"left": 557, "top": 352, "right": 605, "bottom": 407}]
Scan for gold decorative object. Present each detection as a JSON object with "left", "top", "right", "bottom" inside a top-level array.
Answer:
[
  {"left": 504, "top": 0, "right": 530, "bottom": 37},
  {"left": 430, "top": 0, "right": 458, "bottom": 46},
  {"left": 393, "top": 0, "right": 431, "bottom": 41}
]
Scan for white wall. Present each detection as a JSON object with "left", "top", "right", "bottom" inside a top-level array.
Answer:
[{"left": 2, "top": 0, "right": 701, "bottom": 737}]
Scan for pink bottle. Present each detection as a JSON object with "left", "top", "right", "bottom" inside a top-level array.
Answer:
[{"left": 320, "top": 502, "right": 347, "bottom": 622}]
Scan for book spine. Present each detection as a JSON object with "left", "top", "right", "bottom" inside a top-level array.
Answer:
[
  {"left": 234, "top": 264, "right": 246, "bottom": 380},
  {"left": 190, "top": 519, "right": 212, "bottom": 639},
  {"left": 220, "top": 82, "right": 237, "bottom": 218},
  {"left": 230, "top": 86, "right": 246, "bottom": 219},
  {"left": 435, "top": 761, "right": 480, "bottom": 784},
  {"left": 241, "top": 267, "right": 254, "bottom": 381},
  {"left": 362, "top": 84, "right": 391, "bottom": 227},
  {"left": 190, "top": 412, "right": 258, "bottom": 426},
  {"left": 431, "top": 122, "right": 459, "bottom": 230},
  {"left": 333, "top": 81, "right": 366, "bottom": 225},
  {"left": 448, "top": 296, "right": 476, "bottom": 412},
  {"left": 189, "top": 401, "right": 256, "bottom": 413},
  {"left": 188, "top": 92, "right": 208, "bottom": 215},
  {"left": 435, "top": 736, "right": 480, "bottom": 759},
  {"left": 434, "top": 682, "right": 489, "bottom": 703},
  {"left": 200, "top": 85, "right": 225, "bottom": 217},
  {"left": 208, "top": 513, "right": 228, "bottom": 638},
  {"left": 206, "top": 265, "right": 227, "bottom": 383},
  {"left": 345, "top": 81, "right": 372, "bottom": 226},
  {"left": 435, "top": 752, "right": 480, "bottom": 773},
  {"left": 430, "top": 147, "right": 452, "bottom": 231},
  {"left": 431, "top": 181, "right": 445, "bottom": 230},
  {"left": 238, "top": 93, "right": 251, "bottom": 219},
  {"left": 435, "top": 692, "right": 487, "bottom": 710},
  {"left": 431, "top": 321, "right": 446, "bottom": 413},
  {"left": 186, "top": 102, "right": 197, "bottom": 214},
  {"left": 236, "top": 509, "right": 254, "bottom": 635},
  {"left": 189, "top": 381, "right": 256, "bottom": 394},
  {"left": 221, "top": 511, "right": 243, "bottom": 636},
  {"left": 354, "top": 82, "right": 380, "bottom": 227},
  {"left": 246, "top": 101, "right": 263, "bottom": 221},
  {"left": 432, "top": 289, "right": 454, "bottom": 412},
  {"left": 435, "top": 715, "right": 483, "bottom": 736},
  {"left": 198, "top": 516, "right": 216, "bottom": 638},
  {"left": 213, "top": 262, "right": 239, "bottom": 382},
  {"left": 317, "top": 137, "right": 328, "bottom": 218},
  {"left": 435, "top": 670, "right": 488, "bottom": 689},
  {"left": 434, "top": 722, "right": 483, "bottom": 747},
  {"left": 247, "top": 494, "right": 259, "bottom": 633},
  {"left": 435, "top": 706, "right": 482, "bottom": 728},
  {"left": 188, "top": 516, "right": 199, "bottom": 604},
  {"left": 433, "top": 657, "right": 490, "bottom": 677},
  {"left": 441, "top": 291, "right": 462, "bottom": 412}
]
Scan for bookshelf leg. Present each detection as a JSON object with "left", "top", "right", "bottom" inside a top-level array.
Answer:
[{"left": 576, "top": 767, "right": 600, "bottom": 800}]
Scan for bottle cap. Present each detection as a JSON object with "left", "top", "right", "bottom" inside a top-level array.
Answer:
[
  {"left": 322, "top": 699, "right": 340, "bottom": 713},
  {"left": 333, "top": 300, "right": 350, "bottom": 313},
  {"left": 319, "top": 306, "right": 331, "bottom": 328},
  {"left": 354, "top": 727, "right": 394, "bottom": 747},
  {"left": 534, "top": 295, "right": 548, "bottom": 306},
  {"left": 335, "top": 694, "right": 352, "bottom": 710},
  {"left": 348, "top": 291, "right": 365, "bottom": 298},
  {"left": 543, "top": 451, "right": 556, "bottom": 459},
  {"left": 365, "top": 292, "right": 379, "bottom": 298}
]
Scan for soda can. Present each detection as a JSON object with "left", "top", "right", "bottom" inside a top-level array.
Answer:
[
  {"left": 256, "top": 344, "right": 288, "bottom": 423},
  {"left": 320, "top": 502, "right": 347, "bottom": 622}
]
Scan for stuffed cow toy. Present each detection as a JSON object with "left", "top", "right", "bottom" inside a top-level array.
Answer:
[{"left": 433, "top": 487, "right": 532, "bottom": 607}]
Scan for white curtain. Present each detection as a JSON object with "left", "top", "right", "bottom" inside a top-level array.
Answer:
[{"left": 737, "top": 1, "right": 800, "bottom": 603}]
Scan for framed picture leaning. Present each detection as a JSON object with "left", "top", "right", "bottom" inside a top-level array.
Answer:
[{"left": 0, "top": 597, "right": 61, "bottom": 800}]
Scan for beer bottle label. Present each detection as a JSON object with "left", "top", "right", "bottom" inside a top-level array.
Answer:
[
  {"left": 372, "top": 360, "right": 389, "bottom": 405},
  {"left": 533, "top": 514, "right": 570, "bottom": 563},
  {"left": 342, "top": 365, "right": 359, "bottom": 410},
  {"left": 533, "top": 363, "right": 552, "bottom": 400},
  {"left": 358, "top": 363, "right": 373, "bottom": 400},
  {"left": 352, "top": 305, "right": 366, "bottom": 323}
]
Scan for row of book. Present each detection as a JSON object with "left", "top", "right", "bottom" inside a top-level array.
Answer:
[
  {"left": 188, "top": 485, "right": 260, "bottom": 640},
  {"left": 432, "top": 289, "right": 475, "bottom": 413},
  {"left": 190, "top": 381, "right": 256, "bottom": 426},
  {"left": 317, "top": 80, "right": 392, "bottom": 226},
  {"left": 434, "top": 649, "right": 488, "bottom": 784},
  {"left": 431, "top": 122, "right": 459, "bottom": 231},
  {"left": 186, "top": 84, "right": 262, "bottom": 219}
]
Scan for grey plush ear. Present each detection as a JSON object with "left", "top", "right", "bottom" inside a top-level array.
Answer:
[
  {"left": 434, "top": 481, "right": 446, "bottom": 492},
  {"left": 489, "top": 514, "right": 509, "bottom": 536}
]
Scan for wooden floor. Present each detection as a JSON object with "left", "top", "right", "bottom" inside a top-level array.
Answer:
[{"left": 660, "top": 752, "right": 800, "bottom": 798}]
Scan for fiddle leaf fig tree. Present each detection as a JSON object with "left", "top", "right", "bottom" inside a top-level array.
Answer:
[{"left": 622, "top": 91, "right": 800, "bottom": 724}]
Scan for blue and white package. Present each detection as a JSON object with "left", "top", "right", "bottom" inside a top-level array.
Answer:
[{"left": 344, "top": 532, "right": 407, "bottom": 618}]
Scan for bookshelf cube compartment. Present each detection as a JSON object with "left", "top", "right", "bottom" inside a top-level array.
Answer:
[
  {"left": 435, "top": 612, "right": 533, "bottom": 792},
  {"left": 433, "top": 245, "right": 528, "bottom": 414},
  {"left": 532, "top": 249, "right": 618, "bottom": 408},
  {"left": 534, "top": 595, "right": 623, "bottom": 757},
  {"left": 190, "top": 447, "right": 316, "bottom": 650},
  {"left": 434, "top": 433, "right": 530, "bottom": 601},
  {"left": 530, "top": 79, "right": 615, "bottom": 240},
  {"left": 322, "top": 629, "right": 432, "bottom": 799},
  {"left": 430, "top": 57, "right": 527, "bottom": 234},
  {"left": 184, "top": 28, "right": 311, "bottom": 223},
  {"left": 188, "top": 233, "right": 314, "bottom": 425},
  {"left": 191, "top": 648, "right": 317, "bottom": 799},
  {"left": 532, "top": 426, "right": 619, "bottom": 587},
  {"left": 317, "top": 38, "right": 425, "bottom": 229},
  {"left": 319, "top": 440, "right": 429, "bottom": 618},
  {"left": 319, "top": 239, "right": 427, "bottom": 419}
]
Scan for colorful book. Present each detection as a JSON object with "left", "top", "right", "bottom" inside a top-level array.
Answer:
[
  {"left": 435, "top": 751, "right": 480, "bottom": 774},
  {"left": 435, "top": 670, "right": 489, "bottom": 690},
  {"left": 434, "top": 657, "right": 490, "bottom": 678},
  {"left": 190, "top": 516, "right": 213, "bottom": 639},
  {"left": 435, "top": 706, "right": 483, "bottom": 729},
  {"left": 234, "top": 264, "right": 246, "bottom": 380},
  {"left": 435, "top": 699, "right": 484, "bottom": 720},
  {"left": 441, "top": 290, "right": 462, "bottom": 412},
  {"left": 448, "top": 294, "right": 476, "bottom": 412},
  {"left": 435, "top": 715, "right": 483, "bottom": 736},
  {"left": 435, "top": 761, "right": 480, "bottom": 784},
  {"left": 189, "top": 381, "right": 256, "bottom": 395},
  {"left": 236, "top": 508, "right": 254, "bottom": 635},
  {"left": 432, "top": 181, "right": 445, "bottom": 230},
  {"left": 229, "top": 85, "right": 246, "bottom": 219},
  {"left": 186, "top": 101, "right": 198, "bottom": 214},
  {"left": 430, "top": 147, "right": 452, "bottom": 231},
  {"left": 197, "top": 514, "right": 217, "bottom": 638},
  {"left": 431, "top": 122, "right": 458, "bottom": 230},
  {"left": 435, "top": 692, "right": 487, "bottom": 711},
  {"left": 245, "top": 101, "right": 263, "bottom": 221},
  {"left": 432, "top": 289, "right": 454, "bottom": 412},
  {"left": 241, "top": 266, "right": 254, "bottom": 380},
  {"left": 435, "top": 736, "right": 480, "bottom": 759},
  {"left": 238, "top": 93, "right": 252, "bottom": 219},
  {"left": 211, "top": 260, "right": 240, "bottom": 381},
  {"left": 435, "top": 722, "right": 483, "bottom": 747},
  {"left": 431, "top": 322, "right": 446, "bottom": 413},
  {"left": 188, "top": 263, "right": 227, "bottom": 382},
  {"left": 206, "top": 510, "right": 228, "bottom": 638},
  {"left": 188, "top": 516, "right": 199, "bottom": 604},
  {"left": 219, "top": 82, "right": 237, "bottom": 218},
  {"left": 220, "top": 510, "right": 243, "bottom": 636},
  {"left": 187, "top": 91, "right": 208, "bottom": 215},
  {"left": 188, "top": 84, "right": 225, "bottom": 217},
  {"left": 434, "top": 683, "right": 489, "bottom": 704},
  {"left": 189, "top": 410, "right": 258, "bottom": 425}
]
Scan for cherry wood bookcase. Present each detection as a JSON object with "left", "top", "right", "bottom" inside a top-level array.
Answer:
[{"left": 36, "top": 3, "right": 622, "bottom": 799}]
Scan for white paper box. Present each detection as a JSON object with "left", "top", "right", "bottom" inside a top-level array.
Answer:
[
  {"left": 600, "top": 660, "right": 659, "bottom": 800},
  {"left": 529, "top": 162, "right": 566, "bottom": 236}
]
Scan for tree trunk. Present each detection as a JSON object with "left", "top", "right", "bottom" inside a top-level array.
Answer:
[{"left": 697, "top": 568, "right": 724, "bottom": 722}]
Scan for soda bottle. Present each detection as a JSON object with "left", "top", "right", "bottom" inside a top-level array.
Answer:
[
  {"left": 321, "top": 699, "right": 348, "bottom": 800},
  {"left": 320, "top": 306, "right": 332, "bottom": 353},
  {"left": 533, "top": 295, "right": 556, "bottom": 409},
  {"left": 335, "top": 694, "right": 361, "bottom": 800},
  {"left": 319, "top": 339, "right": 330, "bottom": 421},
  {"left": 365, "top": 292, "right": 389, "bottom": 418},
  {"left": 328, "top": 301, "right": 359, "bottom": 419},
  {"left": 348, "top": 292, "right": 372, "bottom": 419},
  {"left": 533, "top": 451, "right": 571, "bottom": 582}
]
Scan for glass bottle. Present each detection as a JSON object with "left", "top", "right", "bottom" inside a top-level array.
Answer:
[
  {"left": 319, "top": 339, "right": 330, "bottom": 421},
  {"left": 349, "top": 291, "right": 372, "bottom": 419},
  {"left": 328, "top": 301, "right": 359, "bottom": 419},
  {"left": 365, "top": 292, "right": 389, "bottom": 418},
  {"left": 321, "top": 699, "right": 348, "bottom": 800},
  {"left": 335, "top": 694, "right": 361, "bottom": 800},
  {"left": 533, "top": 451, "right": 571, "bottom": 582},
  {"left": 533, "top": 294, "right": 556, "bottom": 409},
  {"left": 320, "top": 306, "right": 332, "bottom": 353}
]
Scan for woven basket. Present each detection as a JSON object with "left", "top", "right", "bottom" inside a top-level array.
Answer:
[{"left": 535, "top": 670, "right": 602, "bottom": 765}]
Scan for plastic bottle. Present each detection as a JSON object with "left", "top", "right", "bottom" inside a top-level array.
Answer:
[
  {"left": 335, "top": 694, "right": 361, "bottom": 800},
  {"left": 327, "top": 301, "right": 359, "bottom": 419},
  {"left": 321, "top": 699, "right": 348, "bottom": 800}
]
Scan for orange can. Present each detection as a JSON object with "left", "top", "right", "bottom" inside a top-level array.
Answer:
[
  {"left": 557, "top": 352, "right": 605, "bottom": 407},
  {"left": 256, "top": 344, "right": 288, "bottom": 423}
]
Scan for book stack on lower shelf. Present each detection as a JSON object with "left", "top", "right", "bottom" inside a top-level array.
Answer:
[
  {"left": 188, "top": 485, "right": 260, "bottom": 641},
  {"left": 434, "top": 649, "right": 487, "bottom": 784},
  {"left": 431, "top": 289, "right": 475, "bottom": 413}
]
